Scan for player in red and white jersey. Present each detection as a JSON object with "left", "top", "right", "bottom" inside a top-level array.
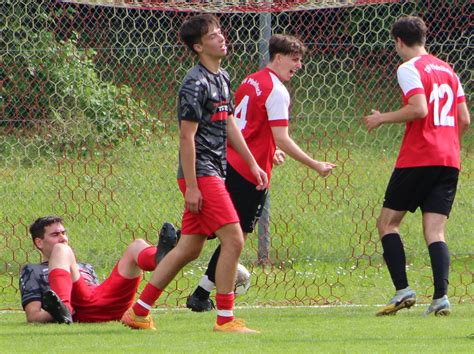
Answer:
[
  {"left": 394, "top": 53, "right": 466, "bottom": 169},
  {"left": 364, "top": 16, "right": 470, "bottom": 317},
  {"left": 228, "top": 65, "right": 290, "bottom": 184},
  {"left": 19, "top": 216, "right": 178, "bottom": 324},
  {"left": 186, "top": 34, "right": 336, "bottom": 312}
]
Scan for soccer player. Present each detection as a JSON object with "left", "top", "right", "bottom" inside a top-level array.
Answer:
[
  {"left": 363, "top": 16, "right": 470, "bottom": 316},
  {"left": 186, "top": 34, "right": 336, "bottom": 312},
  {"left": 20, "top": 216, "right": 178, "bottom": 324},
  {"left": 121, "top": 14, "right": 267, "bottom": 333}
]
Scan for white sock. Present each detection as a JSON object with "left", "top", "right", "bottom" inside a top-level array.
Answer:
[{"left": 199, "top": 275, "right": 215, "bottom": 292}]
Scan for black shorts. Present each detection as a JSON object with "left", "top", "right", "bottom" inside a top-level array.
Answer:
[
  {"left": 225, "top": 163, "right": 268, "bottom": 233},
  {"left": 383, "top": 166, "right": 459, "bottom": 216}
]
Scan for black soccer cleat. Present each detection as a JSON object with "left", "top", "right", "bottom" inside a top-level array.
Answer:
[
  {"left": 155, "top": 222, "right": 178, "bottom": 265},
  {"left": 42, "top": 289, "right": 73, "bottom": 324},
  {"left": 186, "top": 294, "right": 215, "bottom": 312}
]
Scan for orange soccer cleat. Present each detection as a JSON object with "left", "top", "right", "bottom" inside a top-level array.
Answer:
[
  {"left": 121, "top": 308, "right": 156, "bottom": 330},
  {"left": 213, "top": 318, "right": 260, "bottom": 333}
]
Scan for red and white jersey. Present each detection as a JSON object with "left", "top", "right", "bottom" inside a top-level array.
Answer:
[
  {"left": 227, "top": 67, "right": 289, "bottom": 185},
  {"left": 395, "top": 54, "right": 466, "bottom": 169}
]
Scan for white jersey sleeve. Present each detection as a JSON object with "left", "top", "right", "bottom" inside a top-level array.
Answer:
[
  {"left": 456, "top": 75, "right": 465, "bottom": 98},
  {"left": 266, "top": 72, "right": 290, "bottom": 122},
  {"left": 397, "top": 59, "right": 424, "bottom": 96}
]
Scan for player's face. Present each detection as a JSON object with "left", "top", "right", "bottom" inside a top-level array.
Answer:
[
  {"left": 35, "top": 222, "right": 69, "bottom": 258},
  {"left": 278, "top": 53, "right": 303, "bottom": 82},
  {"left": 198, "top": 26, "right": 227, "bottom": 59}
]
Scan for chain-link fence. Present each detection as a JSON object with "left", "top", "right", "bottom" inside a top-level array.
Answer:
[{"left": 1, "top": 0, "right": 472, "bottom": 310}]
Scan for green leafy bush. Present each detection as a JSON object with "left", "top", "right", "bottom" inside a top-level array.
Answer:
[{"left": 0, "top": 9, "right": 158, "bottom": 155}]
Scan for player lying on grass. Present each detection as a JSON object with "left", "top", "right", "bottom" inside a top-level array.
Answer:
[
  {"left": 186, "top": 34, "right": 336, "bottom": 312},
  {"left": 363, "top": 16, "right": 470, "bottom": 317},
  {"left": 20, "top": 215, "right": 178, "bottom": 324}
]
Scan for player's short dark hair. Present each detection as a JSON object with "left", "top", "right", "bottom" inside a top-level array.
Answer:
[
  {"left": 29, "top": 216, "right": 64, "bottom": 241},
  {"left": 179, "top": 14, "right": 220, "bottom": 54},
  {"left": 391, "top": 16, "right": 427, "bottom": 47},
  {"left": 269, "top": 34, "right": 307, "bottom": 61}
]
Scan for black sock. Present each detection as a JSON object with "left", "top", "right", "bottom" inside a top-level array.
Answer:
[
  {"left": 428, "top": 241, "right": 450, "bottom": 300},
  {"left": 192, "top": 245, "right": 221, "bottom": 300},
  {"left": 381, "top": 233, "right": 408, "bottom": 290}
]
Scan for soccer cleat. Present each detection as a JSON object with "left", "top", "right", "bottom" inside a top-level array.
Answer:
[
  {"left": 120, "top": 308, "right": 156, "bottom": 330},
  {"left": 42, "top": 289, "right": 73, "bottom": 324},
  {"left": 186, "top": 294, "right": 215, "bottom": 312},
  {"left": 213, "top": 318, "right": 260, "bottom": 333},
  {"left": 155, "top": 222, "right": 178, "bottom": 265},
  {"left": 423, "top": 295, "right": 451, "bottom": 317},
  {"left": 376, "top": 287, "right": 416, "bottom": 316}
]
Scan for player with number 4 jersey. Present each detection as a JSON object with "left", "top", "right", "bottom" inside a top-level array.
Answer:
[
  {"left": 229, "top": 66, "right": 291, "bottom": 184},
  {"left": 186, "top": 34, "right": 336, "bottom": 313},
  {"left": 363, "top": 16, "right": 470, "bottom": 317}
]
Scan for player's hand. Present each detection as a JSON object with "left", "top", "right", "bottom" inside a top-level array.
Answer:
[
  {"left": 315, "top": 161, "right": 336, "bottom": 178},
  {"left": 251, "top": 165, "right": 269, "bottom": 191},
  {"left": 363, "top": 109, "right": 383, "bottom": 132},
  {"left": 273, "top": 149, "right": 286, "bottom": 166},
  {"left": 184, "top": 185, "right": 202, "bottom": 214}
]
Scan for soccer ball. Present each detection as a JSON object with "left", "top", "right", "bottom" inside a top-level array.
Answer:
[{"left": 234, "top": 263, "right": 251, "bottom": 296}]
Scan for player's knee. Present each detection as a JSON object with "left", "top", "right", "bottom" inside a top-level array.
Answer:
[
  {"left": 376, "top": 217, "right": 392, "bottom": 236},
  {"left": 221, "top": 234, "right": 244, "bottom": 255},
  {"left": 50, "top": 243, "right": 76, "bottom": 264},
  {"left": 129, "top": 239, "right": 149, "bottom": 251},
  {"left": 51, "top": 242, "right": 72, "bottom": 255}
]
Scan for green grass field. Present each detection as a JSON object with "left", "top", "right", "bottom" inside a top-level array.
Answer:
[
  {"left": 1, "top": 120, "right": 473, "bottom": 309},
  {"left": 1, "top": 306, "right": 473, "bottom": 352}
]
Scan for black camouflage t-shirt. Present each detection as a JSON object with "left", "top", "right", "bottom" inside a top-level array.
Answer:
[
  {"left": 177, "top": 63, "right": 234, "bottom": 179},
  {"left": 19, "top": 262, "right": 99, "bottom": 309}
]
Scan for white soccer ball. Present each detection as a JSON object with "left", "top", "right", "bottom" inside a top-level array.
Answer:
[{"left": 234, "top": 263, "right": 251, "bottom": 296}]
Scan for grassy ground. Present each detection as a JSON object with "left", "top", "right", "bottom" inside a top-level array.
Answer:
[
  {"left": 1, "top": 306, "right": 473, "bottom": 353},
  {"left": 0, "top": 122, "right": 472, "bottom": 309}
]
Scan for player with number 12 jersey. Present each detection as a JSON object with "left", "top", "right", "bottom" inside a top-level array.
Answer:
[{"left": 395, "top": 54, "right": 466, "bottom": 169}]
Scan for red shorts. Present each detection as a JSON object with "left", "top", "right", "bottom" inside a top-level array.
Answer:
[
  {"left": 178, "top": 176, "right": 239, "bottom": 236},
  {"left": 71, "top": 262, "right": 140, "bottom": 322}
]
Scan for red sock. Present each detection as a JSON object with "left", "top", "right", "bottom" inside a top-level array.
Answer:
[
  {"left": 137, "top": 246, "right": 157, "bottom": 271},
  {"left": 132, "top": 283, "right": 163, "bottom": 316},
  {"left": 216, "top": 292, "right": 234, "bottom": 325},
  {"left": 48, "top": 268, "right": 74, "bottom": 313}
]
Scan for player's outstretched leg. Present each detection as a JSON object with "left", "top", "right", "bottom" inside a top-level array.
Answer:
[
  {"left": 155, "top": 222, "right": 179, "bottom": 265},
  {"left": 42, "top": 289, "right": 73, "bottom": 324},
  {"left": 424, "top": 295, "right": 451, "bottom": 317},
  {"left": 376, "top": 286, "right": 416, "bottom": 316}
]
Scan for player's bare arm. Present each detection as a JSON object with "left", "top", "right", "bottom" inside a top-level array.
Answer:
[
  {"left": 24, "top": 301, "right": 55, "bottom": 323},
  {"left": 271, "top": 126, "right": 336, "bottom": 177},
  {"left": 364, "top": 94, "right": 428, "bottom": 132},
  {"left": 179, "top": 120, "right": 202, "bottom": 213},
  {"left": 457, "top": 101, "right": 470, "bottom": 140},
  {"left": 227, "top": 115, "right": 268, "bottom": 189}
]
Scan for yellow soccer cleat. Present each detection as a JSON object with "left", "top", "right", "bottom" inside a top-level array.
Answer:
[
  {"left": 121, "top": 308, "right": 156, "bottom": 330},
  {"left": 213, "top": 318, "right": 260, "bottom": 333},
  {"left": 376, "top": 287, "right": 416, "bottom": 316}
]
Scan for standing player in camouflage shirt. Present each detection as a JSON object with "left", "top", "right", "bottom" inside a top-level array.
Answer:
[
  {"left": 20, "top": 216, "right": 177, "bottom": 324},
  {"left": 121, "top": 14, "right": 267, "bottom": 333}
]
